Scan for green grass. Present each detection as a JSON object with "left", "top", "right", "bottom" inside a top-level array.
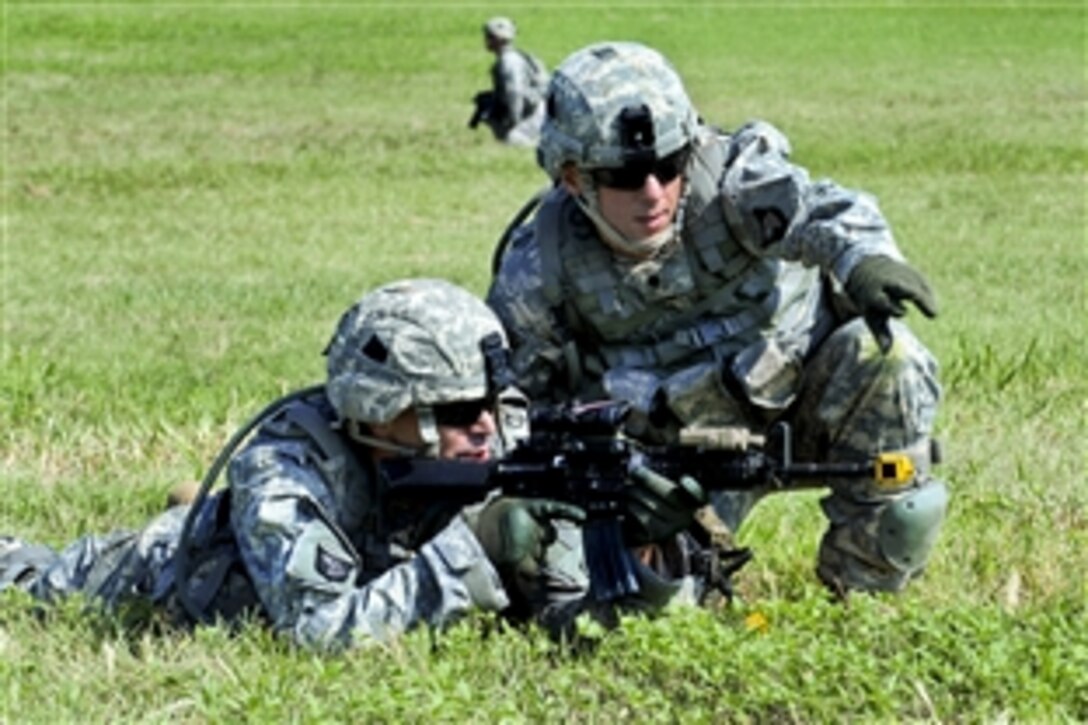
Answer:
[{"left": 3, "top": 2, "right": 1086, "bottom": 721}]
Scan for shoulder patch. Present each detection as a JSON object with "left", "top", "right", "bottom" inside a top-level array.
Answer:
[
  {"left": 754, "top": 207, "right": 788, "bottom": 245},
  {"left": 315, "top": 544, "right": 354, "bottom": 583}
]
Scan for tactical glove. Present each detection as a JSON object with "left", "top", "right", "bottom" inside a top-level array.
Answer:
[
  {"left": 845, "top": 256, "right": 938, "bottom": 352},
  {"left": 470, "top": 497, "right": 586, "bottom": 580},
  {"left": 623, "top": 466, "right": 708, "bottom": 546}
]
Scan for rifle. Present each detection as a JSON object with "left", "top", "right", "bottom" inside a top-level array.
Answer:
[
  {"left": 381, "top": 400, "right": 917, "bottom": 602},
  {"left": 468, "top": 90, "right": 495, "bottom": 130}
]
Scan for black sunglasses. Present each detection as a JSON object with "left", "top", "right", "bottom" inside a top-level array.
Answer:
[
  {"left": 433, "top": 398, "right": 496, "bottom": 428},
  {"left": 591, "top": 147, "right": 690, "bottom": 191}
]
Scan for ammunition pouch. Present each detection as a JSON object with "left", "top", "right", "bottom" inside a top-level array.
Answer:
[
  {"left": 728, "top": 336, "right": 802, "bottom": 412},
  {"left": 172, "top": 490, "right": 262, "bottom": 626}
]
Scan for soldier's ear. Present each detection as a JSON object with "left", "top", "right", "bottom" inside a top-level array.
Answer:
[{"left": 560, "top": 164, "right": 582, "bottom": 195}]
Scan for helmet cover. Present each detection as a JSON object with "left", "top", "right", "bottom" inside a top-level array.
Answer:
[
  {"left": 325, "top": 279, "right": 507, "bottom": 425},
  {"left": 484, "top": 16, "right": 516, "bottom": 42},
  {"left": 538, "top": 41, "right": 699, "bottom": 179}
]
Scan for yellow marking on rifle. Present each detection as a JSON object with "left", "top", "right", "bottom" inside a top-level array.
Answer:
[{"left": 875, "top": 453, "right": 914, "bottom": 486}]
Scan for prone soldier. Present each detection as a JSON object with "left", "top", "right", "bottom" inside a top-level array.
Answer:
[{"left": 0, "top": 279, "right": 716, "bottom": 647}]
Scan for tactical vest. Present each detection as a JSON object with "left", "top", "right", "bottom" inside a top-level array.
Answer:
[
  {"left": 534, "top": 129, "right": 814, "bottom": 382},
  {"left": 173, "top": 391, "right": 397, "bottom": 625},
  {"left": 515, "top": 49, "right": 548, "bottom": 111}
]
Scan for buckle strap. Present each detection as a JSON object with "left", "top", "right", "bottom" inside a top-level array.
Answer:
[
  {"left": 600, "top": 298, "right": 773, "bottom": 370},
  {"left": 673, "top": 307, "right": 763, "bottom": 350}
]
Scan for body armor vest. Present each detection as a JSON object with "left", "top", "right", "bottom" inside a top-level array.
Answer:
[
  {"left": 534, "top": 128, "right": 823, "bottom": 383},
  {"left": 174, "top": 393, "right": 405, "bottom": 624}
]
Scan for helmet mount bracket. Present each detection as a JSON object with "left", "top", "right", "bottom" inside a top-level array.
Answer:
[{"left": 618, "top": 104, "right": 657, "bottom": 162}]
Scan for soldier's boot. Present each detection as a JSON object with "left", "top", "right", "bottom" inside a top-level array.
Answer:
[
  {"left": 0, "top": 536, "right": 57, "bottom": 591},
  {"left": 816, "top": 478, "right": 949, "bottom": 600}
]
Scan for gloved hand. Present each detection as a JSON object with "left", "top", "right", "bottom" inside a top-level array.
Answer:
[
  {"left": 845, "top": 256, "right": 938, "bottom": 352},
  {"left": 470, "top": 497, "right": 586, "bottom": 580},
  {"left": 623, "top": 466, "right": 708, "bottom": 546}
]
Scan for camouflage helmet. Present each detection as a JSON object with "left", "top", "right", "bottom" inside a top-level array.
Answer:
[
  {"left": 325, "top": 279, "right": 507, "bottom": 426},
  {"left": 537, "top": 42, "right": 699, "bottom": 179},
  {"left": 483, "top": 16, "right": 516, "bottom": 42}
]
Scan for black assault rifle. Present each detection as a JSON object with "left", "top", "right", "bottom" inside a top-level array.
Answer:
[
  {"left": 468, "top": 90, "right": 496, "bottom": 130},
  {"left": 381, "top": 401, "right": 916, "bottom": 602}
]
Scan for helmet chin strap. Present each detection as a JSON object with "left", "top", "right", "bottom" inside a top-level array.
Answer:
[
  {"left": 414, "top": 406, "right": 442, "bottom": 458},
  {"left": 573, "top": 170, "right": 686, "bottom": 260},
  {"left": 344, "top": 419, "right": 436, "bottom": 458}
]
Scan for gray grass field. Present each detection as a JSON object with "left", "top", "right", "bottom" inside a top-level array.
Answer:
[{"left": 3, "top": 2, "right": 1086, "bottom": 721}]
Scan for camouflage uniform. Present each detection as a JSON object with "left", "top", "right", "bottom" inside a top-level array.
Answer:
[
  {"left": 488, "top": 43, "right": 949, "bottom": 593},
  {"left": 482, "top": 17, "right": 547, "bottom": 146},
  {"left": 0, "top": 280, "right": 589, "bottom": 649},
  {"left": 0, "top": 414, "right": 520, "bottom": 651}
]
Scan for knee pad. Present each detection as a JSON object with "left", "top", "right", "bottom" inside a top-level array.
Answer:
[{"left": 879, "top": 480, "right": 949, "bottom": 573}]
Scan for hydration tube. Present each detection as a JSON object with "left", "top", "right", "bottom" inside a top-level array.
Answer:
[{"left": 173, "top": 383, "right": 325, "bottom": 623}]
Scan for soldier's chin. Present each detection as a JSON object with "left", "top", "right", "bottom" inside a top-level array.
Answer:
[
  {"left": 455, "top": 449, "right": 490, "bottom": 463},
  {"left": 636, "top": 214, "right": 670, "bottom": 238}
]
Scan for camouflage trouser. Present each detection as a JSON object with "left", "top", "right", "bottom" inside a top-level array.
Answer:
[
  {"left": 711, "top": 318, "right": 949, "bottom": 593},
  {"left": 0, "top": 506, "right": 186, "bottom": 609},
  {"left": 490, "top": 103, "right": 544, "bottom": 147}
]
